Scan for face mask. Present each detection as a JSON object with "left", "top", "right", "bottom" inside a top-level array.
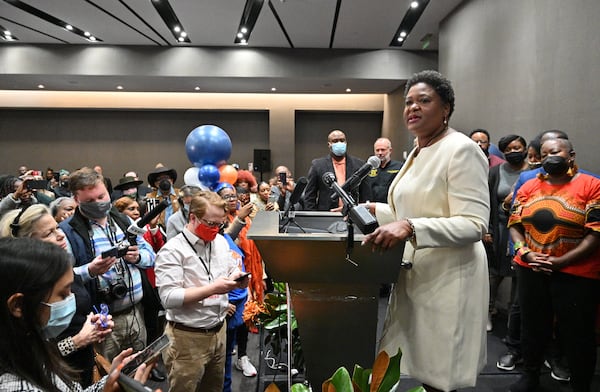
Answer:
[
  {"left": 542, "top": 155, "right": 570, "bottom": 176},
  {"left": 158, "top": 179, "right": 171, "bottom": 193},
  {"left": 42, "top": 293, "right": 76, "bottom": 339},
  {"left": 79, "top": 201, "right": 112, "bottom": 220},
  {"left": 194, "top": 221, "right": 219, "bottom": 242},
  {"left": 504, "top": 151, "right": 526, "bottom": 165},
  {"left": 183, "top": 204, "right": 190, "bottom": 212},
  {"left": 331, "top": 142, "right": 347, "bottom": 157}
]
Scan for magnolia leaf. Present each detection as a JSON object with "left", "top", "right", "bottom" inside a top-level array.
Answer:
[
  {"left": 265, "top": 382, "right": 281, "bottom": 392},
  {"left": 291, "top": 383, "right": 311, "bottom": 392},
  {"left": 370, "top": 351, "right": 390, "bottom": 392},
  {"left": 376, "top": 349, "right": 402, "bottom": 392},
  {"left": 323, "top": 367, "right": 353, "bottom": 392},
  {"left": 351, "top": 364, "right": 371, "bottom": 392}
]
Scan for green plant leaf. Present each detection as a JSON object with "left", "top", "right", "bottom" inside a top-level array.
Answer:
[
  {"left": 324, "top": 367, "right": 353, "bottom": 392},
  {"left": 291, "top": 383, "right": 311, "bottom": 392},
  {"left": 404, "top": 387, "right": 426, "bottom": 392},
  {"left": 375, "top": 349, "right": 402, "bottom": 392},
  {"left": 351, "top": 364, "right": 371, "bottom": 392}
]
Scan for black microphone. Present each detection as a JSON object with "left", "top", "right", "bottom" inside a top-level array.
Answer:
[
  {"left": 340, "top": 155, "right": 381, "bottom": 193},
  {"left": 127, "top": 199, "right": 169, "bottom": 236},
  {"left": 282, "top": 176, "right": 308, "bottom": 216},
  {"left": 323, "top": 172, "right": 378, "bottom": 234}
]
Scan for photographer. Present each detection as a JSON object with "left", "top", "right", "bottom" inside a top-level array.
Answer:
[
  {"left": 60, "top": 167, "right": 156, "bottom": 362},
  {"left": 0, "top": 175, "right": 39, "bottom": 218}
]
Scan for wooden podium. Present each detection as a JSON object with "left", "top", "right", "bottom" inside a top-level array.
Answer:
[{"left": 248, "top": 211, "right": 405, "bottom": 387}]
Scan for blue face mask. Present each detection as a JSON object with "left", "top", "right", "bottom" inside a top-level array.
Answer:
[
  {"left": 331, "top": 142, "right": 347, "bottom": 157},
  {"left": 42, "top": 293, "right": 76, "bottom": 339}
]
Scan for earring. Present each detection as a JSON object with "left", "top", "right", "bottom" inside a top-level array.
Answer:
[{"left": 443, "top": 117, "right": 448, "bottom": 126}]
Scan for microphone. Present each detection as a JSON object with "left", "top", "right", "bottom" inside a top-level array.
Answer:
[
  {"left": 323, "top": 172, "right": 378, "bottom": 234},
  {"left": 282, "top": 177, "right": 308, "bottom": 217},
  {"left": 340, "top": 156, "right": 380, "bottom": 193},
  {"left": 127, "top": 199, "right": 169, "bottom": 236}
]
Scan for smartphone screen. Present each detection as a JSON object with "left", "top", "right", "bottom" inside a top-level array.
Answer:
[
  {"left": 121, "top": 334, "right": 171, "bottom": 376},
  {"left": 278, "top": 172, "right": 287, "bottom": 184}
]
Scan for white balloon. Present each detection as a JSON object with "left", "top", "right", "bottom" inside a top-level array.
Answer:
[{"left": 183, "top": 167, "right": 201, "bottom": 186}]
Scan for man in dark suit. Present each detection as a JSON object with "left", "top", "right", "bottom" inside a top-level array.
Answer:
[{"left": 304, "top": 129, "right": 369, "bottom": 211}]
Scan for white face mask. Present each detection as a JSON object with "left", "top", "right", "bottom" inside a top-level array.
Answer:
[{"left": 41, "top": 293, "right": 76, "bottom": 339}]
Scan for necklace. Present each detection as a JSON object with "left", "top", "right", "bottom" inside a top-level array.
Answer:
[{"left": 414, "top": 124, "right": 448, "bottom": 157}]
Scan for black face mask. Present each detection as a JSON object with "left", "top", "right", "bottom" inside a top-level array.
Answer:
[
  {"left": 542, "top": 155, "right": 570, "bottom": 176},
  {"left": 504, "top": 151, "right": 526, "bottom": 165},
  {"left": 158, "top": 179, "right": 171, "bottom": 192}
]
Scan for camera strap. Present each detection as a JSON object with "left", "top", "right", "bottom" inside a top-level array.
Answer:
[{"left": 182, "top": 233, "right": 212, "bottom": 281}]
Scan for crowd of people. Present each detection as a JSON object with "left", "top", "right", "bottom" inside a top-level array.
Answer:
[{"left": 0, "top": 70, "right": 598, "bottom": 392}]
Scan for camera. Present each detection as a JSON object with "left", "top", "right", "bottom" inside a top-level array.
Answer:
[{"left": 98, "top": 276, "right": 128, "bottom": 302}]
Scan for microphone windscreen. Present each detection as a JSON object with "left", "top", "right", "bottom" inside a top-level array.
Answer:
[
  {"left": 290, "top": 177, "right": 308, "bottom": 205},
  {"left": 137, "top": 199, "right": 169, "bottom": 228},
  {"left": 367, "top": 155, "right": 381, "bottom": 168}
]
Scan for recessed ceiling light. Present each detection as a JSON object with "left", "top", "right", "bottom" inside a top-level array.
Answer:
[
  {"left": 194, "top": 86, "right": 200, "bottom": 91},
  {"left": 397, "top": 37, "right": 404, "bottom": 42},
  {"left": 65, "top": 24, "right": 73, "bottom": 30},
  {"left": 237, "top": 32, "right": 243, "bottom": 38},
  {"left": 89, "top": 36, "right": 96, "bottom": 41},
  {"left": 241, "top": 27, "right": 248, "bottom": 34},
  {"left": 400, "top": 31, "right": 407, "bottom": 38},
  {"left": 4, "top": 30, "right": 11, "bottom": 36},
  {"left": 84, "top": 31, "right": 91, "bottom": 37},
  {"left": 411, "top": 1, "right": 419, "bottom": 8},
  {"left": 174, "top": 26, "right": 181, "bottom": 33},
  {"left": 271, "top": 87, "right": 277, "bottom": 92},
  {"left": 178, "top": 36, "right": 185, "bottom": 42},
  {"left": 37, "top": 84, "right": 45, "bottom": 89},
  {"left": 345, "top": 88, "right": 351, "bottom": 93},
  {"left": 116, "top": 85, "right": 123, "bottom": 90},
  {"left": 180, "top": 31, "right": 187, "bottom": 37},
  {"left": 240, "top": 39, "right": 247, "bottom": 44}
]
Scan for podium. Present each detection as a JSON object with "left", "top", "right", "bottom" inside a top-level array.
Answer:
[{"left": 248, "top": 211, "right": 405, "bottom": 387}]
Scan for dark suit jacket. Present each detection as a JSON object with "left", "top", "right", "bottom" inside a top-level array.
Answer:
[{"left": 304, "top": 154, "right": 368, "bottom": 211}]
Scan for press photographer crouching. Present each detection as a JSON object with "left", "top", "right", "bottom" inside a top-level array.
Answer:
[{"left": 59, "top": 167, "right": 156, "bottom": 362}]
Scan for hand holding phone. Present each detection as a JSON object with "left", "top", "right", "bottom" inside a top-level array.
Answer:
[
  {"left": 234, "top": 272, "right": 251, "bottom": 282},
  {"left": 121, "top": 334, "right": 171, "bottom": 376},
  {"left": 278, "top": 172, "right": 287, "bottom": 184}
]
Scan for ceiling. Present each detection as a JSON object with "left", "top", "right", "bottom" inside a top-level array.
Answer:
[{"left": 0, "top": 0, "right": 464, "bottom": 93}]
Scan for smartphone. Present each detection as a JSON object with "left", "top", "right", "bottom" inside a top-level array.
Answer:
[
  {"left": 121, "top": 334, "right": 171, "bottom": 376},
  {"left": 26, "top": 179, "right": 48, "bottom": 190},
  {"left": 118, "top": 373, "right": 153, "bottom": 392},
  {"left": 278, "top": 172, "right": 287, "bottom": 184},
  {"left": 101, "top": 247, "right": 118, "bottom": 259},
  {"left": 234, "top": 272, "right": 251, "bottom": 282}
]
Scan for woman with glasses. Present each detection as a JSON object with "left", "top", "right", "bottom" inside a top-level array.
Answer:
[
  {"left": 0, "top": 237, "right": 152, "bottom": 391},
  {"left": 0, "top": 206, "right": 114, "bottom": 387}
]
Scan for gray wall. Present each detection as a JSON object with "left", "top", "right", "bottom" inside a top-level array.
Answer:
[
  {"left": 440, "top": 0, "right": 600, "bottom": 170},
  {"left": 0, "top": 109, "right": 269, "bottom": 185}
]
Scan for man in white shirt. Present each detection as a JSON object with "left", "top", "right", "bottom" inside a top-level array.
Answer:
[{"left": 154, "top": 191, "right": 249, "bottom": 392}]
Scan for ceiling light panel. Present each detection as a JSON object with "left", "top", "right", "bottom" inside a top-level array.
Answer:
[
  {"left": 389, "top": 0, "right": 430, "bottom": 47},
  {"left": 150, "top": 0, "right": 190, "bottom": 43},
  {"left": 3, "top": 0, "right": 103, "bottom": 42}
]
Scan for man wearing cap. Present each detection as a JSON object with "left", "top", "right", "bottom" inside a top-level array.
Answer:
[
  {"left": 145, "top": 166, "right": 181, "bottom": 229},
  {"left": 112, "top": 176, "right": 143, "bottom": 201}
]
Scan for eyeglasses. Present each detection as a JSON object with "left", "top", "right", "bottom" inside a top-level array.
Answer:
[
  {"left": 221, "top": 194, "right": 237, "bottom": 200},
  {"left": 472, "top": 139, "right": 489, "bottom": 145},
  {"left": 200, "top": 218, "right": 226, "bottom": 228}
]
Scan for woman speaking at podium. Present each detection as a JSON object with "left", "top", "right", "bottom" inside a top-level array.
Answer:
[{"left": 363, "top": 70, "right": 490, "bottom": 392}]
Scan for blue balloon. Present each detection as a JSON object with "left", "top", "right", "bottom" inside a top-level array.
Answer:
[
  {"left": 198, "top": 164, "right": 220, "bottom": 189},
  {"left": 185, "top": 125, "right": 232, "bottom": 166}
]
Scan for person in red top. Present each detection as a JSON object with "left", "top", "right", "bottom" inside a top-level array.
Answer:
[{"left": 508, "top": 138, "right": 600, "bottom": 392}]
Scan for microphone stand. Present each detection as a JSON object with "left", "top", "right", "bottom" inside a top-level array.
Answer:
[{"left": 279, "top": 207, "right": 305, "bottom": 233}]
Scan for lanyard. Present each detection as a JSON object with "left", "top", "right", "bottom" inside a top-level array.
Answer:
[{"left": 183, "top": 233, "right": 212, "bottom": 281}]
